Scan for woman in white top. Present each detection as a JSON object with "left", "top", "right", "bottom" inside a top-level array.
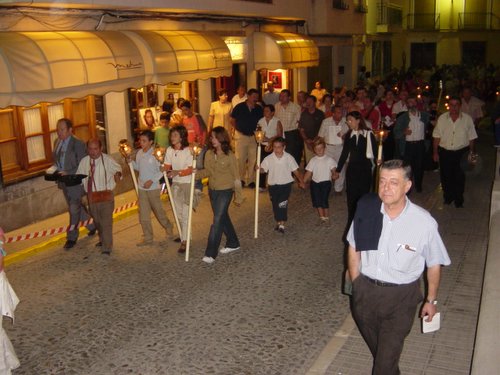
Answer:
[
  {"left": 257, "top": 104, "right": 283, "bottom": 191},
  {"left": 208, "top": 89, "right": 232, "bottom": 137},
  {"left": 164, "top": 126, "right": 194, "bottom": 254}
]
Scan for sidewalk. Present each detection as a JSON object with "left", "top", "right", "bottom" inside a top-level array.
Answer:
[{"left": 323, "top": 132, "right": 495, "bottom": 374}]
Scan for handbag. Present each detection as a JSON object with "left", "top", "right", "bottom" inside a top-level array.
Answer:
[
  {"left": 88, "top": 190, "right": 113, "bottom": 203},
  {"left": 87, "top": 156, "right": 114, "bottom": 203}
]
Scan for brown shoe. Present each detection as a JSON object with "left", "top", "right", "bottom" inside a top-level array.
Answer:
[{"left": 177, "top": 241, "right": 187, "bottom": 254}]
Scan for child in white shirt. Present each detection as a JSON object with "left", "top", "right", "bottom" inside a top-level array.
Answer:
[
  {"left": 304, "top": 139, "right": 338, "bottom": 224},
  {"left": 257, "top": 104, "right": 283, "bottom": 192},
  {"left": 259, "top": 137, "right": 304, "bottom": 233}
]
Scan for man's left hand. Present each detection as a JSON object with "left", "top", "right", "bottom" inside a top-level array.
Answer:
[{"left": 421, "top": 302, "right": 438, "bottom": 322}]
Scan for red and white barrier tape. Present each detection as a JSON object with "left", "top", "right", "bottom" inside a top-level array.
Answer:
[{"left": 5, "top": 200, "right": 139, "bottom": 244}]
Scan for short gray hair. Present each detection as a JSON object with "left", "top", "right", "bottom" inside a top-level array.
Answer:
[{"left": 381, "top": 159, "right": 412, "bottom": 181}]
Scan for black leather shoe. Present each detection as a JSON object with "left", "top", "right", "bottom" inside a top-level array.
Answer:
[
  {"left": 95, "top": 242, "right": 102, "bottom": 247},
  {"left": 247, "top": 182, "right": 256, "bottom": 189},
  {"left": 64, "top": 240, "right": 76, "bottom": 249},
  {"left": 454, "top": 201, "right": 464, "bottom": 208},
  {"left": 87, "top": 229, "right": 97, "bottom": 236},
  {"left": 174, "top": 237, "right": 181, "bottom": 243},
  {"left": 443, "top": 199, "right": 453, "bottom": 205},
  {"left": 101, "top": 250, "right": 111, "bottom": 255}
]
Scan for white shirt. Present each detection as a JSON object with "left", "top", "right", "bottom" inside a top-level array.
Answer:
[
  {"left": 318, "top": 117, "right": 348, "bottom": 145},
  {"left": 433, "top": 112, "right": 478, "bottom": 150},
  {"left": 347, "top": 198, "right": 451, "bottom": 284},
  {"left": 392, "top": 100, "right": 408, "bottom": 116},
  {"left": 261, "top": 152, "right": 298, "bottom": 185},
  {"left": 263, "top": 91, "right": 280, "bottom": 105},
  {"left": 209, "top": 101, "right": 232, "bottom": 130},
  {"left": 275, "top": 101, "right": 301, "bottom": 132},
  {"left": 461, "top": 96, "right": 484, "bottom": 122},
  {"left": 132, "top": 148, "right": 163, "bottom": 190},
  {"left": 77, "top": 154, "right": 122, "bottom": 193},
  {"left": 164, "top": 147, "right": 192, "bottom": 184},
  {"left": 231, "top": 94, "right": 247, "bottom": 108},
  {"left": 257, "top": 116, "right": 281, "bottom": 145},
  {"left": 306, "top": 155, "right": 337, "bottom": 183},
  {"left": 406, "top": 111, "right": 425, "bottom": 142}
]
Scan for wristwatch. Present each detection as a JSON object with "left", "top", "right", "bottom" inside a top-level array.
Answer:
[{"left": 426, "top": 299, "right": 438, "bottom": 305}]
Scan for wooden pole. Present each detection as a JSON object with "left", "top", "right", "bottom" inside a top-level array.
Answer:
[
  {"left": 185, "top": 156, "right": 197, "bottom": 262},
  {"left": 127, "top": 162, "right": 139, "bottom": 196},
  {"left": 162, "top": 171, "right": 182, "bottom": 240},
  {"left": 254, "top": 144, "right": 262, "bottom": 239}
]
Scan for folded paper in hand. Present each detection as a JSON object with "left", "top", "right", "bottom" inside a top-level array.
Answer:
[{"left": 422, "top": 312, "right": 441, "bottom": 334}]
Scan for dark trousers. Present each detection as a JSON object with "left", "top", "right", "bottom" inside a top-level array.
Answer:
[
  {"left": 345, "top": 164, "right": 373, "bottom": 233},
  {"left": 351, "top": 274, "right": 423, "bottom": 375},
  {"left": 268, "top": 183, "right": 292, "bottom": 222},
  {"left": 259, "top": 145, "right": 272, "bottom": 189},
  {"left": 62, "top": 184, "right": 95, "bottom": 241},
  {"left": 89, "top": 199, "right": 115, "bottom": 252},
  {"left": 403, "top": 140, "right": 425, "bottom": 191},
  {"left": 205, "top": 189, "right": 239, "bottom": 258},
  {"left": 438, "top": 146, "right": 468, "bottom": 205},
  {"left": 284, "top": 129, "right": 304, "bottom": 166}
]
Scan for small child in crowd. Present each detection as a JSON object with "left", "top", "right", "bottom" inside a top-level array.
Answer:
[
  {"left": 131, "top": 130, "right": 174, "bottom": 246},
  {"left": 303, "top": 139, "right": 338, "bottom": 225},
  {"left": 259, "top": 137, "right": 304, "bottom": 234}
]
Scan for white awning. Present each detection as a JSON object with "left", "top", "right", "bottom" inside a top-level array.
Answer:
[
  {"left": 0, "top": 30, "right": 233, "bottom": 109},
  {"left": 253, "top": 32, "right": 319, "bottom": 71},
  {"left": 0, "top": 31, "right": 146, "bottom": 108},
  {"left": 124, "top": 30, "right": 233, "bottom": 85}
]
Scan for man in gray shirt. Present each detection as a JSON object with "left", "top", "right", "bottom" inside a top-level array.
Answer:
[{"left": 347, "top": 160, "right": 450, "bottom": 375}]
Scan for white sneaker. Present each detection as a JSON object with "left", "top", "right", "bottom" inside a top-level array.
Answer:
[
  {"left": 219, "top": 246, "right": 240, "bottom": 254},
  {"left": 202, "top": 256, "right": 215, "bottom": 264}
]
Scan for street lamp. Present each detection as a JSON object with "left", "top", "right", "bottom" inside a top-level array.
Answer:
[{"left": 118, "top": 139, "right": 138, "bottom": 195}]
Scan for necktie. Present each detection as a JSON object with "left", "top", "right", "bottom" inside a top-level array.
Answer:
[{"left": 88, "top": 159, "right": 95, "bottom": 193}]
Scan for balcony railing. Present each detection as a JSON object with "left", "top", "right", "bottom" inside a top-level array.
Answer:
[
  {"left": 377, "top": 4, "right": 402, "bottom": 26},
  {"left": 356, "top": 3, "right": 368, "bottom": 13},
  {"left": 458, "top": 13, "right": 499, "bottom": 30},
  {"left": 332, "top": 0, "right": 349, "bottom": 10},
  {"left": 406, "top": 13, "right": 440, "bottom": 30}
]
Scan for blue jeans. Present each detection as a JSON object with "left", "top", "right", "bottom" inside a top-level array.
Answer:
[{"left": 205, "top": 189, "right": 239, "bottom": 258}]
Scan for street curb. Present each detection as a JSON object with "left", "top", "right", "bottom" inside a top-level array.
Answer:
[{"left": 4, "top": 204, "right": 139, "bottom": 267}]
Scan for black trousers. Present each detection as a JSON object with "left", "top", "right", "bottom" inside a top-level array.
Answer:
[
  {"left": 268, "top": 183, "right": 292, "bottom": 222},
  {"left": 403, "top": 140, "right": 425, "bottom": 192},
  {"left": 345, "top": 163, "right": 373, "bottom": 231},
  {"left": 438, "top": 146, "right": 468, "bottom": 204},
  {"left": 351, "top": 274, "right": 423, "bottom": 375},
  {"left": 284, "top": 129, "right": 304, "bottom": 167}
]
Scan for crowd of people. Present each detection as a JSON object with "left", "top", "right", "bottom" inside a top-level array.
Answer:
[{"left": 25, "top": 63, "right": 497, "bottom": 374}]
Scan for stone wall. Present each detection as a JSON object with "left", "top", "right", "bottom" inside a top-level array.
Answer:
[{"left": 0, "top": 153, "right": 135, "bottom": 232}]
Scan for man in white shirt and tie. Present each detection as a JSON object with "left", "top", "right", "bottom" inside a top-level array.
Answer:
[{"left": 77, "top": 139, "right": 122, "bottom": 255}]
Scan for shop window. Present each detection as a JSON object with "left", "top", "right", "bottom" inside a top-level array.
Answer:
[{"left": 0, "top": 97, "right": 98, "bottom": 184}]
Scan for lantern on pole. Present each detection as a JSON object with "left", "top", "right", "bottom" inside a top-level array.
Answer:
[
  {"left": 118, "top": 139, "right": 138, "bottom": 195},
  {"left": 153, "top": 145, "right": 182, "bottom": 240},
  {"left": 185, "top": 144, "right": 202, "bottom": 262},
  {"left": 254, "top": 127, "right": 264, "bottom": 239}
]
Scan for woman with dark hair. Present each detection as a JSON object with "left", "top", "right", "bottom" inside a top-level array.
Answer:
[
  {"left": 164, "top": 125, "right": 193, "bottom": 254},
  {"left": 334, "top": 111, "right": 378, "bottom": 238},
  {"left": 196, "top": 127, "right": 243, "bottom": 264}
]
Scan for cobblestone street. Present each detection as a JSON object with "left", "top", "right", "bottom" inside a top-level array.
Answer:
[{"left": 4, "top": 132, "right": 494, "bottom": 374}]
